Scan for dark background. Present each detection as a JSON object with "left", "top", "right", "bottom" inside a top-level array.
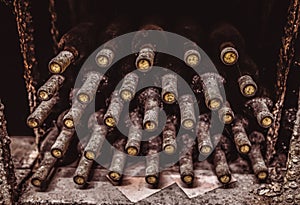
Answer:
[{"left": 0, "top": 0, "right": 291, "bottom": 136}]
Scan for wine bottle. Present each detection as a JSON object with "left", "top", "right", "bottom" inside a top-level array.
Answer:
[
  {"left": 119, "top": 72, "right": 139, "bottom": 102},
  {"left": 208, "top": 22, "right": 245, "bottom": 66},
  {"left": 172, "top": 17, "right": 203, "bottom": 68},
  {"left": 179, "top": 133, "right": 195, "bottom": 185},
  {"left": 244, "top": 88, "right": 274, "bottom": 128},
  {"left": 95, "top": 17, "right": 132, "bottom": 68},
  {"left": 125, "top": 108, "right": 143, "bottom": 156},
  {"left": 178, "top": 94, "right": 196, "bottom": 130},
  {"left": 108, "top": 137, "right": 127, "bottom": 182},
  {"left": 131, "top": 22, "right": 166, "bottom": 72},
  {"left": 236, "top": 55, "right": 260, "bottom": 98},
  {"left": 31, "top": 152, "right": 57, "bottom": 188},
  {"left": 200, "top": 72, "right": 225, "bottom": 111},
  {"left": 212, "top": 134, "right": 232, "bottom": 184},
  {"left": 104, "top": 90, "right": 124, "bottom": 127},
  {"left": 161, "top": 73, "right": 178, "bottom": 104},
  {"left": 162, "top": 115, "right": 178, "bottom": 155},
  {"left": 37, "top": 75, "right": 65, "bottom": 101},
  {"left": 50, "top": 127, "right": 75, "bottom": 159},
  {"left": 27, "top": 94, "right": 59, "bottom": 128},
  {"left": 63, "top": 98, "right": 88, "bottom": 129},
  {"left": 248, "top": 131, "right": 268, "bottom": 181},
  {"left": 218, "top": 101, "right": 235, "bottom": 125},
  {"left": 73, "top": 155, "right": 94, "bottom": 186},
  {"left": 84, "top": 110, "right": 107, "bottom": 160},
  {"left": 144, "top": 135, "right": 162, "bottom": 186},
  {"left": 139, "top": 88, "right": 161, "bottom": 132},
  {"left": 76, "top": 71, "right": 103, "bottom": 104},
  {"left": 196, "top": 113, "right": 213, "bottom": 156},
  {"left": 231, "top": 115, "right": 252, "bottom": 154},
  {"left": 49, "top": 22, "right": 97, "bottom": 74}
]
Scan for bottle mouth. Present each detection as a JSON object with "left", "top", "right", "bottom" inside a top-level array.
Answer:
[
  {"left": 144, "top": 121, "right": 157, "bottom": 132},
  {"left": 27, "top": 118, "right": 39, "bottom": 128},
  {"left": 136, "top": 58, "right": 152, "bottom": 71},
  {"left": 238, "top": 75, "right": 257, "bottom": 97},
  {"left": 95, "top": 48, "right": 114, "bottom": 68},
  {"left": 77, "top": 93, "right": 90, "bottom": 104},
  {"left": 239, "top": 144, "right": 251, "bottom": 154},
  {"left": 218, "top": 174, "right": 231, "bottom": 184},
  {"left": 49, "top": 61, "right": 63, "bottom": 74},
  {"left": 104, "top": 116, "right": 116, "bottom": 127},
  {"left": 109, "top": 171, "right": 122, "bottom": 182},
  {"left": 49, "top": 50, "right": 74, "bottom": 73},
  {"left": 31, "top": 178, "right": 42, "bottom": 187},
  {"left": 126, "top": 146, "right": 139, "bottom": 156},
  {"left": 222, "top": 113, "right": 234, "bottom": 124},
  {"left": 120, "top": 90, "right": 133, "bottom": 102},
  {"left": 145, "top": 175, "right": 159, "bottom": 185},
  {"left": 208, "top": 98, "right": 222, "bottom": 110},
  {"left": 181, "top": 174, "right": 194, "bottom": 185},
  {"left": 38, "top": 90, "right": 50, "bottom": 101},
  {"left": 163, "top": 92, "right": 176, "bottom": 104},
  {"left": 257, "top": 171, "right": 268, "bottom": 180},
  {"left": 63, "top": 118, "right": 74, "bottom": 129},
  {"left": 200, "top": 145, "right": 213, "bottom": 155},
  {"left": 182, "top": 119, "right": 195, "bottom": 130},
  {"left": 184, "top": 49, "right": 201, "bottom": 67},
  {"left": 84, "top": 150, "right": 96, "bottom": 160},
  {"left": 73, "top": 176, "right": 86, "bottom": 185},
  {"left": 259, "top": 115, "right": 274, "bottom": 128},
  {"left": 220, "top": 46, "right": 239, "bottom": 66},
  {"left": 163, "top": 144, "right": 176, "bottom": 155},
  {"left": 51, "top": 148, "right": 62, "bottom": 159}
]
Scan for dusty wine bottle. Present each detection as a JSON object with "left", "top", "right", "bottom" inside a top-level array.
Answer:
[
  {"left": 145, "top": 136, "right": 162, "bottom": 186},
  {"left": 236, "top": 55, "right": 259, "bottom": 98},
  {"left": 119, "top": 72, "right": 139, "bottom": 102},
  {"left": 37, "top": 75, "right": 65, "bottom": 101},
  {"left": 55, "top": 109, "right": 69, "bottom": 130},
  {"left": 108, "top": 137, "right": 127, "bottom": 182},
  {"left": 178, "top": 94, "right": 196, "bottom": 130},
  {"left": 76, "top": 71, "right": 103, "bottom": 104},
  {"left": 162, "top": 115, "right": 178, "bottom": 155},
  {"left": 179, "top": 133, "right": 195, "bottom": 185},
  {"left": 50, "top": 127, "right": 75, "bottom": 159},
  {"left": 231, "top": 115, "right": 252, "bottom": 154},
  {"left": 125, "top": 108, "right": 143, "bottom": 156},
  {"left": 161, "top": 73, "right": 178, "bottom": 104},
  {"left": 104, "top": 90, "right": 124, "bottom": 127},
  {"left": 248, "top": 131, "right": 268, "bottom": 181},
  {"left": 132, "top": 23, "right": 165, "bottom": 72},
  {"left": 31, "top": 152, "right": 57, "bottom": 188},
  {"left": 174, "top": 17, "right": 203, "bottom": 68},
  {"left": 139, "top": 88, "right": 161, "bottom": 132},
  {"left": 213, "top": 134, "right": 232, "bottom": 184},
  {"left": 208, "top": 22, "right": 245, "bottom": 66},
  {"left": 63, "top": 99, "right": 88, "bottom": 129},
  {"left": 218, "top": 101, "right": 235, "bottom": 125},
  {"left": 96, "top": 18, "right": 130, "bottom": 68},
  {"left": 49, "top": 22, "right": 97, "bottom": 74},
  {"left": 40, "top": 124, "right": 60, "bottom": 154},
  {"left": 200, "top": 72, "right": 225, "bottom": 111},
  {"left": 245, "top": 96, "right": 274, "bottom": 128},
  {"left": 84, "top": 110, "right": 107, "bottom": 160},
  {"left": 73, "top": 155, "right": 94, "bottom": 185},
  {"left": 196, "top": 114, "right": 213, "bottom": 156},
  {"left": 27, "top": 94, "right": 59, "bottom": 128}
]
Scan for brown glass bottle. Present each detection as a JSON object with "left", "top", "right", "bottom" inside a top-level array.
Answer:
[{"left": 49, "top": 22, "right": 97, "bottom": 74}]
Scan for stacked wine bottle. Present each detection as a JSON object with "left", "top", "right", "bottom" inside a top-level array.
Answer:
[{"left": 26, "top": 17, "right": 274, "bottom": 190}]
